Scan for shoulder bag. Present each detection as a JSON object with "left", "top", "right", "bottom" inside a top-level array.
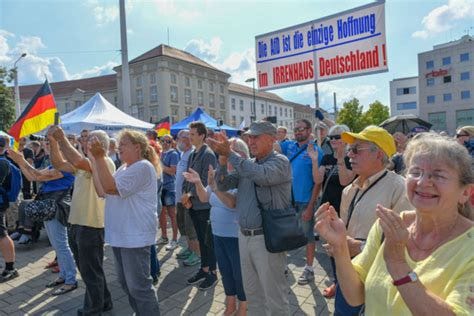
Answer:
[{"left": 253, "top": 183, "right": 307, "bottom": 253}]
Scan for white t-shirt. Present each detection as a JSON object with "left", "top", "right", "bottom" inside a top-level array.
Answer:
[{"left": 105, "top": 159, "right": 158, "bottom": 248}]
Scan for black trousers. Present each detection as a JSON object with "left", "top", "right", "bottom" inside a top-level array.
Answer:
[
  {"left": 69, "top": 225, "right": 112, "bottom": 315},
  {"left": 189, "top": 209, "right": 216, "bottom": 271}
]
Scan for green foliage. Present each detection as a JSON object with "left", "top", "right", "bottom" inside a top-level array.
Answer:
[
  {"left": 336, "top": 98, "right": 389, "bottom": 132},
  {"left": 0, "top": 67, "right": 16, "bottom": 131}
]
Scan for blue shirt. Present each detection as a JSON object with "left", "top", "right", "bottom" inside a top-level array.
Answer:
[
  {"left": 175, "top": 149, "right": 192, "bottom": 201},
  {"left": 282, "top": 141, "right": 323, "bottom": 203},
  {"left": 41, "top": 166, "right": 75, "bottom": 193},
  {"left": 208, "top": 187, "right": 239, "bottom": 238},
  {"left": 161, "top": 149, "right": 180, "bottom": 191}
]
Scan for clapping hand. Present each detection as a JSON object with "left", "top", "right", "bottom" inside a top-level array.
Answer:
[
  {"left": 314, "top": 202, "right": 347, "bottom": 248},
  {"left": 183, "top": 168, "right": 201, "bottom": 184},
  {"left": 5, "top": 149, "right": 24, "bottom": 165},
  {"left": 206, "top": 132, "right": 231, "bottom": 156},
  {"left": 47, "top": 125, "right": 65, "bottom": 141},
  {"left": 88, "top": 136, "right": 106, "bottom": 159},
  {"left": 307, "top": 142, "right": 319, "bottom": 162},
  {"left": 376, "top": 205, "right": 408, "bottom": 266}
]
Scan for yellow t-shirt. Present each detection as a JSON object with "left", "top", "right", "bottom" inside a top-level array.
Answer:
[
  {"left": 68, "top": 157, "right": 116, "bottom": 228},
  {"left": 352, "top": 217, "right": 474, "bottom": 316}
]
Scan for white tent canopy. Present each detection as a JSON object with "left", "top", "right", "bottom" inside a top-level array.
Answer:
[{"left": 60, "top": 93, "right": 154, "bottom": 135}]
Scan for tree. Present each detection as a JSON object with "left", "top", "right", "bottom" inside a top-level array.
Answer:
[
  {"left": 0, "top": 67, "right": 16, "bottom": 131},
  {"left": 336, "top": 98, "right": 366, "bottom": 132},
  {"left": 362, "top": 100, "right": 389, "bottom": 126}
]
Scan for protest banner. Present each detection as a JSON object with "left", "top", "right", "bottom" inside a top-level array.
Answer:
[{"left": 255, "top": 1, "right": 387, "bottom": 90}]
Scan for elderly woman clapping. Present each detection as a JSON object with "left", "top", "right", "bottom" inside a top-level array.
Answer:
[
  {"left": 315, "top": 133, "right": 473, "bottom": 315},
  {"left": 88, "top": 129, "right": 160, "bottom": 315}
]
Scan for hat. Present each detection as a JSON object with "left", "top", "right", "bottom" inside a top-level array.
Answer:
[
  {"left": 245, "top": 120, "right": 277, "bottom": 136},
  {"left": 341, "top": 125, "right": 396, "bottom": 157},
  {"left": 315, "top": 122, "right": 328, "bottom": 130}
]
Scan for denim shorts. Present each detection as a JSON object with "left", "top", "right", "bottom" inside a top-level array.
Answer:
[
  {"left": 0, "top": 211, "right": 7, "bottom": 238},
  {"left": 294, "top": 202, "right": 315, "bottom": 244},
  {"left": 160, "top": 189, "right": 176, "bottom": 207}
]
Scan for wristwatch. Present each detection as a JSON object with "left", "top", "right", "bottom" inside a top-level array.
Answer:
[{"left": 393, "top": 271, "right": 418, "bottom": 286}]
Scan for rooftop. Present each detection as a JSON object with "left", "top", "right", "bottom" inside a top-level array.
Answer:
[{"left": 228, "top": 83, "right": 285, "bottom": 103}]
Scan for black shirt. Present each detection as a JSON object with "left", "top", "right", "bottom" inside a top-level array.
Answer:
[{"left": 319, "top": 154, "right": 351, "bottom": 215}]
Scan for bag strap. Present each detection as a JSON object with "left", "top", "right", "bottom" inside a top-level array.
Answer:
[
  {"left": 320, "top": 165, "right": 338, "bottom": 200},
  {"left": 289, "top": 143, "right": 308, "bottom": 163},
  {"left": 345, "top": 171, "right": 388, "bottom": 229},
  {"left": 253, "top": 182, "right": 264, "bottom": 211}
]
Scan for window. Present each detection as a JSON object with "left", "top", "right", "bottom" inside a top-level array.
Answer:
[
  {"left": 443, "top": 75, "right": 451, "bottom": 83},
  {"left": 460, "top": 53, "right": 469, "bottom": 62},
  {"left": 149, "top": 73, "right": 156, "bottom": 84},
  {"left": 150, "top": 86, "right": 158, "bottom": 102},
  {"left": 443, "top": 93, "right": 452, "bottom": 102},
  {"left": 65, "top": 102, "right": 72, "bottom": 112},
  {"left": 285, "top": 108, "right": 288, "bottom": 117},
  {"left": 426, "top": 60, "right": 434, "bottom": 69},
  {"left": 396, "top": 87, "right": 416, "bottom": 95},
  {"left": 219, "top": 96, "right": 225, "bottom": 109},
  {"left": 114, "top": 96, "right": 117, "bottom": 105},
  {"left": 240, "top": 116, "right": 244, "bottom": 123},
  {"left": 150, "top": 107, "right": 158, "bottom": 120},
  {"left": 456, "top": 109, "right": 474, "bottom": 127},
  {"left": 396, "top": 102, "right": 417, "bottom": 110},
  {"left": 137, "top": 107, "right": 144, "bottom": 120},
  {"left": 289, "top": 109, "right": 292, "bottom": 117},
  {"left": 231, "top": 115, "right": 236, "bottom": 124},
  {"left": 136, "top": 89, "right": 143, "bottom": 104},
  {"left": 198, "top": 91, "right": 204, "bottom": 106},
  {"left": 185, "top": 76, "right": 190, "bottom": 87},
  {"left": 185, "top": 108, "right": 192, "bottom": 116},
  {"left": 209, "top": 94, "right": 215, "bottom": 107},
  {"left": 460, "top": 72, "right": 470, "bottom": 81},
  {"left": 209, "top": 82, "right": 214, "bottom": 92},
  {"left": 170, "top": 86, "right": 178, "bottom": 102},
  {"left": 239, "top": 100, "right": 244, "bottom": 111},
  {"left": 461, "top": 90, "right": 471, "bottom": 100},
  {"left": 231, "top": 98, "right": 236, "bottom": 110},
  {"left": 279, "top": 107, "right": 282, "bottom": 116},
  {"left": 428, "top": 112, "right": 446, "bottom": 131},
  {"left": 427, "top": 95, "right": 435, "bottom": 103},
  {"left": 185, "top": 89, "right": 192, "bottom": 104},
  {"left": 426, "top": 78, "right": 434, "bottom": 86},
  {"left": 197, "top": 80, "right": 203, "bottom": 89},
  {"left": 268, "top": 105, "right": 272, "bottom": 115},
  {"left": 261, "top": 104, "right": 265, "bottom": 114},
  {"left": 136, "top": 75, "right": 142, "bottom": 87},
  {"left": 442, "top": 56, "right": 451, "bottom": 65},
  {"left": 219, "top": 84, "right": 224, "bottom": 94},
  {"left": 170, "top": 73, "right": 177, "bottom": 84}
]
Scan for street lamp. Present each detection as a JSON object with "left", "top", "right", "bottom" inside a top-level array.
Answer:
[
  {"left": 245, "top": 77, "right": 256, "bottom": 122},
  {"left": 14, "top": 53, "right": 27, "bottom": 118}
]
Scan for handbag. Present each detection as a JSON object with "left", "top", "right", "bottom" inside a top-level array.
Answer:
[
  {"left": 24, "top": 199, "right": 57, "bottom": 222},
  {"left": 253, "top": 183, "right": 307, "bottom": 253}
]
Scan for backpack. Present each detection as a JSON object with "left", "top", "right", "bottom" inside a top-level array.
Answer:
[{"left": 0, "top": 157, "right": 23, "bottom": 203}]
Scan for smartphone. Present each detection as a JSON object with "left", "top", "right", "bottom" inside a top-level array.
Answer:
[{"left": 54, "top": 112, "right": 59, "bottom": 125}]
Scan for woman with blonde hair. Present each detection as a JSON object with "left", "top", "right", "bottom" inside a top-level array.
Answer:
[
  {"left": 315, "top": 133, "right": 473, "bottom": 315},
  {"left": 89, "top": 129, "right": 160, "bottom": 315}
]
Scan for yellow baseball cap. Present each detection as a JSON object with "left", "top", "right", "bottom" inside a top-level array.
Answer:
[{"left": 341, "top": 125, "right": 396, "bottom": 157}]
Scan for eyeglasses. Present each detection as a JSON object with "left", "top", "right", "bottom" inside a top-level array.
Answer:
[
  {"left": 407, "top": 169, "right": 451, "bottom": 184},
  {"left": 328, "top": 135, "right": 341, "bottom": 140},
  {"left": 348, "top": 145, "right": 372, "bottom": 154},
  {"left": 456, "top": 133, "right": 469, "bottom": 138},
  {"left": 293, "top": 127, "right": 309, "bottom": 133}
]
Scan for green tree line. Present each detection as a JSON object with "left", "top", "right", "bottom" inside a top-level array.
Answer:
[{"left": 336, "top": 98, "right": 389, "bottom": 132}]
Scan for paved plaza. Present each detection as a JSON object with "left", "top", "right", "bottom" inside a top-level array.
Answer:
[{"left": 0, "top": 231, "right": 335, "bottom": 315}]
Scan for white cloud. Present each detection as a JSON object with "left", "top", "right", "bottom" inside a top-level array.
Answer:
[
  {"left": 184, "top": 37, "right": 223, "bottom": 62},
  {"left": 85, "top": 0, "right": 122, "bottom": 26},
  {"left": 412, "top": 0, "right": 474, "bottom": 38},
  {"left": 152, "top": 0, "right": 205, "bottom": 20},
  {"left": 0, "top": 29, "right": 116, "bottom": 85}
]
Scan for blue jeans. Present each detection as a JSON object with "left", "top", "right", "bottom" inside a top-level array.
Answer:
[
  {"left": 44, "top": 218, "right": 77, "bottom": 285},
  {"left": 150, "top": 244, "right": 160, "bottom": 278},
  {"left": 294, "top": 202, "right": 315, "bottom": 244},
  {"left": 334, "top": 284, "right": 363, "bottom": 316},
  {"left": 213, "top": 235, "right": 246, "bottom": 301}
]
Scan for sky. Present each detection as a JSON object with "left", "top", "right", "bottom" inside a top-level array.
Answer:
[{"left": 1, "top": 0, "right": 473, "bottom": 113}]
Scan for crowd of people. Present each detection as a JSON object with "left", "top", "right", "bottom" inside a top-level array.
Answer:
[{"left": 0, "top": 116, "right": 472, "bottom": 316}]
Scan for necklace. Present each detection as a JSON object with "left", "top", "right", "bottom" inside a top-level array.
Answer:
[{"left": 409, "top": 216, "right": 459, "bottom": 252}]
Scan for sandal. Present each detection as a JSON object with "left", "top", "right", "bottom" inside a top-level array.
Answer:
[
  {"left": 44, "top": 260, "right": 58, "bottom": 269},
  {"left": 46, "top": 278, "right": 65, "bottom": 288},
  {"left": 51, "top": 266, "right": 60, "bottom": 274},
  {"left": 323, "top": 283, "right": 337, "bottom": 299},
  {"left": 52, "top": 282, "right": 78, "bottom": 296}
]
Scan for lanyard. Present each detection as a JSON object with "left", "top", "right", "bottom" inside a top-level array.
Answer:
[{"left": 345, "top": 171, "right": 388, "bottom": 229}]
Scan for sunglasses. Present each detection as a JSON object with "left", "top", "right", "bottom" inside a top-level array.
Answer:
[
  {"left": 163, "top": 140, "right": 172, "bottom": 144},
  {"left": 348, "top": 145, "right": 372, "bottom": 154},
  {"left": 456, "top": 133, "right": 469, "bottom": 138},
  {"left": 328, "top": 135, "right": 341, "bottom": 140},
  {"left": 293, "top": 127, "right": 309, "bottom": 133}
]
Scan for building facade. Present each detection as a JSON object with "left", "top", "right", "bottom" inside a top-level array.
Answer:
[
  {"left": 389, "top": 76, "right": 419, "bottom": 116},
  {"left": 418, "top": 35, "right": 473, "bottom": 133}
]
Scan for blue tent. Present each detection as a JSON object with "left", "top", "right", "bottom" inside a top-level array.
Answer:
[{"left": 170, "top": 107, "right": 239, "bottom": 137}]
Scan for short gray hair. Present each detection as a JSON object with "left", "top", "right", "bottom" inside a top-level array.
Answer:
[
  {"left": 328, "top": 124, "right": 350, "bottom": 136},
  {"left": 230, "top": 137, "right": 249, "bottom": 158},
  {"left": 89, "top": 130, "right": 110, "bottom": 151}
]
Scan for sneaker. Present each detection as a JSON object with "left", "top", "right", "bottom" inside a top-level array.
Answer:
[
  {"left": 18, "top": 234, "right": 32, "bottom": 244},
  {"left": 198, "top": 272, "right": 218, "bottom": 291},
  {"left": 176, "top": 247, "right": 192, "bottom": 259},
  {"left": 9, "top": 231, "right": 21, "bottom": 240},
  {"left": 183, "top": 252, "right": 201, "bottom": 266},
  {"left": 0, "top": 269, "right": 19, "bottom": 283},
  {"left": 156, "top": 237, "right": 169, "bottom": 245},
  {"left": 187, "top": 269, "right": 208, "bottom": 285},
  {"left": 165, "top": 240, "right": 178, "bottom": 251},
  {"left": 297, "top": 268, "right": 315, "bottom": 285}
]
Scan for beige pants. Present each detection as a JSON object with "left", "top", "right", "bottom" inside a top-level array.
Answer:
[{"left": 238, "top": 231, "right": 289, "bottom": 316}]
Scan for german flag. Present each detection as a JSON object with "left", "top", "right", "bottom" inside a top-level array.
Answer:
[
  {"left": 9, "top": 80, "right": 58, "bottom": 147},
  {"left": 155, "top": 116, "right": 170, "bottom": 137}
]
